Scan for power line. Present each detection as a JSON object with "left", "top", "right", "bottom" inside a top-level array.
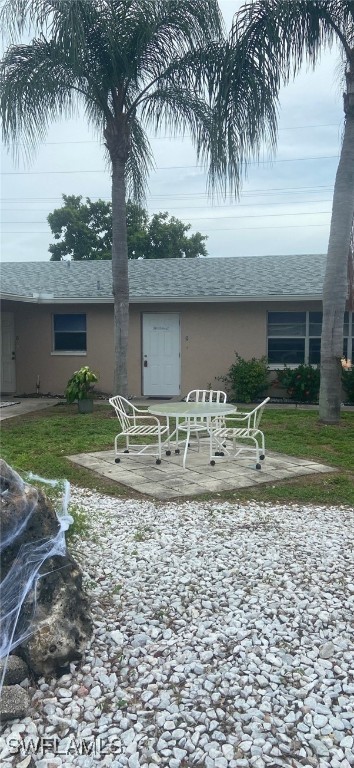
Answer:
[
  {"left": 0, "top": 198, "right": 333, "bottom": 214},
  {"left": 2, "top": 209, "right": 331, "bottom": 225},
  {"left": 1, "top": 222, "right": 330, "bottom": 234},
  {"left": 8, "top": 123, "right": 341, "bottom": 146},
  {"left": 0, "top": 184, "right": 335, "bottom": 201},
  {"left": 0, "top": 155, "right": 339, "bottom": 175}
]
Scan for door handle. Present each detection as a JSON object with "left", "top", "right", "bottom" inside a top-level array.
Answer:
[
  {"left": 144, "top": 360, "right": 148, "bottom": 368},
  {"left": 11, "top": 351, "right": 16, "bottom": 360}
]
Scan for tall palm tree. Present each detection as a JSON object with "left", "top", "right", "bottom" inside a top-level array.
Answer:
[
  {"left": 235, "top": 0, "right": 354, "bottom": 424},
  {"left": 0, "top": 0, "right": 277, "bottom": 396}
]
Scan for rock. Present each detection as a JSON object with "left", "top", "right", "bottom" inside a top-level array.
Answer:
[
  {"left": 17, "top": 758, "right": 36, "bottom": 768},
  {"left": 0, "top": 460, "right": 92, "bottom": 677},
  {"left": 309, "top": 739, "right": 329, "bottom": 757},
  {"left": 0, "top": 655, "right": 29, "bottom": 685},
  {"left": 110, "top": 630, "right": 124, "bottom": 646},
  {"left": 0, "top": 684, "right": 30, "bottom": 721},
  {"left": 319, "top": 642, "right": 335, "bottom": 659}
]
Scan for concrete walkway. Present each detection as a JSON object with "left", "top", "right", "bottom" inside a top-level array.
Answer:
[
  {"left": 0, "top": 397, "right": 57, "bottom": 421},
  {"left": 68, "top": 443, "right": 334, "bottom": 500}
]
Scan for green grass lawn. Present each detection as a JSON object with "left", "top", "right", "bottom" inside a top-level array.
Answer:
[{"left": 1, "top": 403, "right": 353, "bottom": 506}]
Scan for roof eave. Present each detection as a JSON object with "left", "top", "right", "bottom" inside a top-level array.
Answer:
[{"left": 1, "top": 292, "right": 323, "bottom": 303}]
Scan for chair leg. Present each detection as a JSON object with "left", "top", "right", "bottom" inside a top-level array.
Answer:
[
  {"left": 250, "top": 436, "right": 261, "bottom": 468},
  {"left": 183, "top": 425, "right": 191, "bottom": 469},
  {"left": 260, "top": 431, "right": 265, "bottom": 460},
  {"left": 175, "top": 418, "right": 181, "bottom": 454},
  {"left": 196, "top": 430, "right": 200, "bottom": 452},
  {"left": 156, "top": 432, "right": 162, "bottom": 464}
]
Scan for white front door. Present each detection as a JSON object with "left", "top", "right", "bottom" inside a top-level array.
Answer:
[
  {"left": 143, "top": 313, "right": 180, "bottom": 396},
  {"left": 1, "top": 312, "right": 16, "bottom": 393}
]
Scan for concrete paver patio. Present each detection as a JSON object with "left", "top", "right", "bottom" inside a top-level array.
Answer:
[{"left": 68, "top": 443, "right": 335, "bottom": 499}]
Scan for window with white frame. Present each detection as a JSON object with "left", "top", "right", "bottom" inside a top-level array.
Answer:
[
  {"left": 267, "top": 311, "right": 353, "bottom": 365},
  {"left": 53, "top": 314, "right": 87, "bottom": 352}
]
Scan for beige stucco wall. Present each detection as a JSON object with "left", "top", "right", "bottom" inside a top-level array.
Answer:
[
  {"left": 136, "top": 302, "right": 267, "bottom": 396},
  {"left": 2, "top": 301, "right": 115, "bottom": 395},
  {"left": 1, "top": 299, "right": 323, "bottom": 397}
]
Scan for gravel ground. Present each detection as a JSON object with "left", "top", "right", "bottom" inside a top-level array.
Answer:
[{"left": 0, "top": 490, "right": 353, "bottom": 768}]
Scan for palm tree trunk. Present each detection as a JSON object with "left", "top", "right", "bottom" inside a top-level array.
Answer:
[
  {"left": 111, "top": 157, "right": 129, "bottom": 396},
  {"left": 319, "top": 69, "right": 354, "bottom": 424}
]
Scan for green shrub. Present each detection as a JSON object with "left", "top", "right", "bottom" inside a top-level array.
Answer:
[
  {"left": 342, "top": 368, "right": 354, "bottom": 404},
  {"left": 276, "top": 364, "right": 320, "bottom": 403},
  {"left": 65, "top": 365, "right": 98, "bottom": 403},
  {"left": 221, "top": 353, "right": 269, "bottom": 403}
]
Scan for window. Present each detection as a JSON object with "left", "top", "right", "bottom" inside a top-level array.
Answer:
[
  {"left": 308, "top": 311, "right": 322, "bottom": 365},
  {"left": 53, "top": 314, "right": 87, "bottom": 352},
  {"left": 267, "top": 310, "right": 353, "bottom": 366},
  {"left": 268, "top": 312, "right": 306, "bottom": 365}
]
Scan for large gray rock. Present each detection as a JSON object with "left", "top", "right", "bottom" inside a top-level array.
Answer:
[
  {"left": 0, "top": 460, "right": 92, "bottom": 677},
  {"left": 0, "top": 684, "right": 30, "bottom": 722},
  {"left": 0, "top": 655, "right": 29, "bottom": 686}
]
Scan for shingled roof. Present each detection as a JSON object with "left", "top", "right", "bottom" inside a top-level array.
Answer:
[{"left": 0, "top": 254, "right": 325, "bottom": 303}]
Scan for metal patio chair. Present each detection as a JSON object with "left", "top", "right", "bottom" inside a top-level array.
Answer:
[
  {"left": 177, "top": 389, "right": 228, "bottom": 450},
  {"left": 209, "top": 397, "right": 270, "bottom": 469},
  {"left": 109, "top": 396, "right": 170, "bottom": 465}
]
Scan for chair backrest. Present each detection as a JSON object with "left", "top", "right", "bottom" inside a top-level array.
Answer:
[
  {"left": 186, "top": 389, "right": 227, "bottom": 404},
  {"left": 109, "top": 395, "right": 137, "bottom": 430},
  {"left": 247, "top": 397, "right": 270, "bottom": 429}
]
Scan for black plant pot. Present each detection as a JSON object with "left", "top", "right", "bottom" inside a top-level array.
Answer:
[{"left": 78, "top": 398, "right": 94, "bottom": 414}]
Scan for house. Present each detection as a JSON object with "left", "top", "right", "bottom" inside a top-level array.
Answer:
[{"left": 1, "top": 255, "right": 352, "bottom": 397}]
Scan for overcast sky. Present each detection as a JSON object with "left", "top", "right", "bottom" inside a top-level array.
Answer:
[{"left": 0, "top": 0, "right": 344, "bottom": 263}]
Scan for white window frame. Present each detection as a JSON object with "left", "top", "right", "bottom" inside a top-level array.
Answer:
[
  {"left": 267, "top": 310, "right": 353, "bottom": 368},
  {"left": 52, "top": 313, "right": 87, "bottom": 355}
]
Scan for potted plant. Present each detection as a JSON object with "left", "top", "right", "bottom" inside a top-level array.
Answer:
[{"left": 65, "top": 366, "right": 98, "bottom": 413}]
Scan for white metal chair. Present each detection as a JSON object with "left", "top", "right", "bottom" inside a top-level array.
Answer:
[
  {"left": 109, "top": 396, "right": 170, "bottom": 465},
  {"left": 186, "top": 389, "right": 227, "bottom": 405},
  {"left": 177, "top": 389, "right": 228, "bottom": 449},
  {"left": 209, "top": 397, "right": 270, "bottom": 469}
]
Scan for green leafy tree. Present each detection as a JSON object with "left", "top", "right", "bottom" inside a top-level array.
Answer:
[
  {"left": 48, "top": 195, "right": 207, "bottom": 260},
  {"left": 48, "top": 195, "right": 112, "bottom": 261},
  {"left": 126, "top": 201, "right": 149, "bottom": 261},
  {"left": 144, "top": 211, "right": 207, "bottom": 259},
  {"left": 235, "top": 0, "right": 354, "bottom": 423},
  {"left": 1, "top": 0, "right": 277, "bottom": 395}
]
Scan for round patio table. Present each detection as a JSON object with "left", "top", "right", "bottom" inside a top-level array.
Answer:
[{"left": 148, "top": 402, "right": 237, "bottom": 469}]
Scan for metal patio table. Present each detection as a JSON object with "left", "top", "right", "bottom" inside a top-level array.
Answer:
[{"left": 148, "top": 401, "right": 237, "bottom": 469}]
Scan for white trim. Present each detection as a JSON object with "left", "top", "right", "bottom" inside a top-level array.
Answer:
[
  {"left": 0, "top": 293, "right": 323, "bottom": 304},
  {"left": 51, "top": 351, "right": 87, "bottom": 356},
  {"left": 268, "top": 363, "right": 321, "bottom": 371}
]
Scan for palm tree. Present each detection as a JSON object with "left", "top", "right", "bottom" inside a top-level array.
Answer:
[
  {"left": 234, "top": 0, "right": 354, "bottom": 424},
  {"left": 0, "top": 0, "right": 277, "bottom": 396}
]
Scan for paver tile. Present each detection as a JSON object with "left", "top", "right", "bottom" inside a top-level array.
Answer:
[{"left": 68, "top": 447, "right": 335, "bottom": 498}]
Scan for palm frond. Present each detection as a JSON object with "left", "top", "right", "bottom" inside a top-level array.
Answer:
[
  {"left": 236, "top": 0, "right": 354, "bottom": 81},
  {"left": 0, "top": 38, "right": 80, "bottom": 159},
  {"left": 125, "top": 118, "right": 155, "bottom": 203}
]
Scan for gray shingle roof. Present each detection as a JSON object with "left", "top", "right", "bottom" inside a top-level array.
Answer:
[{"left": 0, "top": 254, "right": 326, "bottom": 302}]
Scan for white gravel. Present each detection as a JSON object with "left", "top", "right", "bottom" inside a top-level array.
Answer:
[{"left": 1, "top": 490, "right": 353, "bottom": 768}]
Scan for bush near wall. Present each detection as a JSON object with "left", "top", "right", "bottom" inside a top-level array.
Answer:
[
  {"left": 342, "top": 368, "right": 354, "bottom": 404},
  {"left": 275, "top": 364, "right": 320, "bottom": 403},
  {"left": 221, "top": 353, "right": 269, "bottom": 403}
]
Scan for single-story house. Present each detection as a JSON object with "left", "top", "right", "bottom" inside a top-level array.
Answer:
[{"left": 0, "top": 255, "right": 353, "bottom": 397}]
